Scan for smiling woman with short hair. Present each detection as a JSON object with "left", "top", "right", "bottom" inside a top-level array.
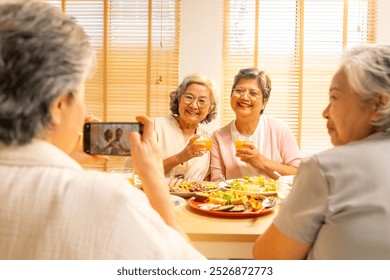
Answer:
[
  {"left": 151, "top": 73, "right": 218, "bottom": 181},
  {"left": 210, "top": 67, "right": 301, "bottom": 181}
]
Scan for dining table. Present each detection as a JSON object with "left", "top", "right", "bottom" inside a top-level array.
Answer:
[{"left": 174, "top": 196, "right": 280, "bottom": 260}]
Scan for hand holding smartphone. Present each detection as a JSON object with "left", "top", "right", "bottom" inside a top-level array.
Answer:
[{"left": 83, "top": 122, "right": 143, "bottom": 156}]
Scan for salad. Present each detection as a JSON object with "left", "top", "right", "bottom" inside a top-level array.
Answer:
[{"left": 225, "top": 175, "right": 277, "bottom": 194}]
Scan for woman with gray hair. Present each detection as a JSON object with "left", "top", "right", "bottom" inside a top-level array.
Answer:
[
  {"left": 0, "top": 0, "right": 204, "bottom": 259},
  {"left": 253, "top": 44, "right": 390, "bottom": 259},
  {"left": 152, "top": 73, "right": 218, "bottom": 181},
  {"left": 210, "top": 67, "right": 300, "bottom": 181}
]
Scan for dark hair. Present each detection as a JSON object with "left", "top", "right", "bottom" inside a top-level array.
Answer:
[
  {"left": 169, "top": 73, "right": 217, "bottom": 124},
  {"left": 0, "top": 0, "right": 95, "bottom": 145},
  {"left": 104, "top": 129, "right": 113, "bottom": 139},
  {"left": 231, "top": 67, "right": 272, "bottom": 114}
]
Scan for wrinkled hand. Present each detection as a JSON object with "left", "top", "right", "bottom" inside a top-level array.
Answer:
[
  {"left": 177, "top": 134, "right": 206, "bottom": 163},
  {"left": 236, "top": 144, "right": 267, "bottom": 170},
  {"left": 130, "top": 116, "right": 189, "bottom": 237},
  {"left": 69, "top": 114, "right": 109, "bottom": 164}
]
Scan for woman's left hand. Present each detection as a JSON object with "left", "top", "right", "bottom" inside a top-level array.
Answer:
[
  {"left": 69, "top": 114, "right": 109, "bottom": 164},
  {"left": 236, "top": 144, "right": 268, "bottom": 170}
]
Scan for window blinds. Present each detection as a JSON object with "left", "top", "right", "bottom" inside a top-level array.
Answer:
[
  {"left": 45, "top": 0, "right": 180, "bottom": 169},
  {"left": 223, "top": 0, "right": 377, "bottom": 157}
]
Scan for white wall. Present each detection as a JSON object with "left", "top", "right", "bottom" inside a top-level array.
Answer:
[
  {"left": 377, "top": 0, "right": 390, "bottom": 44},
  {"left": 179, "top": 0, "right": 223, "bottom": 133},
  {"left": 180, "top": 0, "right": 390, "bottom": 132}
]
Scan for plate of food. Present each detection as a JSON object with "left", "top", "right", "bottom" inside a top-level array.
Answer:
[
  {"left": 187, "top": 189, "right": 276, "bottom": 218},
  {"left": 169, "top": 180, "right": 220, "bottom": 198},
  {"left": 219, "top": 175, "right": 278, "bottom": 195}
]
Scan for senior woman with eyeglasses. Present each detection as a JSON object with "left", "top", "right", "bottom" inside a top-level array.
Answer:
[
  {"left": 123, "top": 73, "right": 217, "bottom": 181},
  {"left": 210, "top": 68, "right": 300, "bottom": 181},
  {"left": 152, "top": 73, "right": 217, "bottom": 181},
  {"left": 253, "top": 44, "right": 390, "bottom": 260}
]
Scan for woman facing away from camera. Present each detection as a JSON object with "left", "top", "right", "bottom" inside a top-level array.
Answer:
[
  {"left": 125, "top": 73, "right": 218, "bottom": 181},
  {"left": 210, "top": 68, "right": 301, "bottom": 181},
  {"left": 253, "top": 44, "right": 390, "bottom": 260},
  {"left": 0, "top": 0, "right": 204, "bottom": 259}
]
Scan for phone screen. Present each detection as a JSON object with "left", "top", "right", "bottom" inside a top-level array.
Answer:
[{"left": 83, "top": 122, "right": 143, "bottom": 156}]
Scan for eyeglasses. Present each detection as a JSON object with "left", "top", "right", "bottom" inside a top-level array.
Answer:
[
  {"left": 181, "top": 94, "right": 210, "bottom": 108},
  {"left": 232, "top": 88, "right": 262, "bottom": 100}
]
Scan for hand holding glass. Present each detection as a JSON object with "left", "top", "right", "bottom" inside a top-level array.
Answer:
[
  {"left": 234, "top": 134, "right": 254, "bottom": 150},
  {"left": 194, "top": 134, "right": 212, "bottom": 151}
]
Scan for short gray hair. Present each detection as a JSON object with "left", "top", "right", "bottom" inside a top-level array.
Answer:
[
  {"left": 231, "top": 67, "right": 272, "bottom": 114},
  {"left": 341, "top": 44, "right": 390, "bottom": 131},
  {"left": 169, "top": 73, "right": 217, "bottom": 124},
  {"left": 0, "top": 0, "right": 95, "bottom": 145}
]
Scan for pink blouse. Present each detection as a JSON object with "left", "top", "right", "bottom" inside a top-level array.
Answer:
[{"left": 210, "top": 116, "right": 301, "bottom": 181}]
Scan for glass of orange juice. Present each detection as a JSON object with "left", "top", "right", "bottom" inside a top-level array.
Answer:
[
  {"left": 109, "top": 167, "right": 135, "bottom": 185},
  {"left": 194, "top": 133, "right": 212, "bottom": 151},
  {"left": 234, "top": 134, "right": 254, "bottom": 150}
]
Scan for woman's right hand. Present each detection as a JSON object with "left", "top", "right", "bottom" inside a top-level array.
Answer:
[
  {"left": 128, "top": 116, "right": 165, "bottom": 181},
  {"left": 128, "top": 116, "right": 188, "bottom": 238}
]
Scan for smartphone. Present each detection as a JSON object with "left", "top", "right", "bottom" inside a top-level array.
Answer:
[{"left": 83, "top": 122, "right": 143, "bottom": 156}]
